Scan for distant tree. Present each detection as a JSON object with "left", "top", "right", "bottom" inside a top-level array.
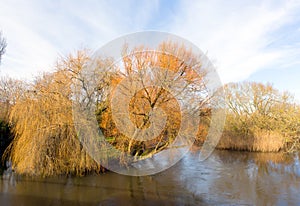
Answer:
[
  {"left": 222, "top": 81, "right": 300, "bottom": 152},
  {"left": 0, "top": 76, "right": 27, "bottom": 121},
  {"left": 0, "top": 32, "right": 7, "bottom": 64},
  {"left": 224, "top": 82, "right": 296, "bottom": 132}
]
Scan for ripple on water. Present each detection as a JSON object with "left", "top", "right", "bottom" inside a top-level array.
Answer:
[{"left": 1, "top": 149, "right": 299, "bottom": 205}]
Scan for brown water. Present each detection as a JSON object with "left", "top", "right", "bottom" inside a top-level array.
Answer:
[{"left": 1, "top": 149, "right": 300, "bottom": 205}]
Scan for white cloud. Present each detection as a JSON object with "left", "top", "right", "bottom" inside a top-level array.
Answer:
[
  {"left": 0, "top": 0, "right": 159, "bottom": 79},
  {"left": 168, "top": 0, "right": 300, "bottom": 83},
  {"left": 0, "top": 0, "right": 299, "bottom": 101},
  {"left": 0, "top": 1, "right": 63, "bottom": 78}
]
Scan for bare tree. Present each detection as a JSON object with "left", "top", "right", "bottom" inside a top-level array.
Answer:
[
  {"left": 0, "top": 32, "right": 7, "bottom": 64},
  {"left": 0, "top": 76, "right": 27, "bottom": 121},
  {"left": 97, "top": 41, "right": 212, "bottom": 158}
]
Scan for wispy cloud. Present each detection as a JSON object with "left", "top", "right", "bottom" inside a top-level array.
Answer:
[
  {"left": 169, "top": 0, "right": 300, "bottom": 83},
  {"left": 0, "top": 0, "right": 159, "bottom": 78},
  {"left": 0, "top": 0, "right": 299, "bottom": 100}
]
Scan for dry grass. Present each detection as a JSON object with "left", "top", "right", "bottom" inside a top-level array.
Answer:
[{"left": 217, "top": 130, "right": 285, "bottom": 152}]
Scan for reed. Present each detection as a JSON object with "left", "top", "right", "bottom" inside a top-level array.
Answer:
[{"left": 217, "top": 130, "right": 285, "bottom": 152}]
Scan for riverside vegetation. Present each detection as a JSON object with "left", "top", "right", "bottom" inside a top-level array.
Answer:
[{"left": 0, "top": 41, "right": 299, "bottom": 176}]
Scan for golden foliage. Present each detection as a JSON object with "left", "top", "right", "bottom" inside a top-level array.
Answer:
[
  {"left": 6, "top": 51, "right": 103, "bottom": 176},
  {"left": 5, "top": 42, "right": 210, "bottom": 176},
  {"left": 98, "top": 41, "right": 209, "bottom": 157},
  {"left": 6, "top": 44, "right": 300, "bottom": 177}
]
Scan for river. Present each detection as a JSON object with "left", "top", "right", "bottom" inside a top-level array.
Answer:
[{"left": 1, "top": 149, "right": 300, "bottom": 205}]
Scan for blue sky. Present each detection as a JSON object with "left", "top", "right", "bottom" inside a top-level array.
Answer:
[{"left": 0, "top": 0, "right": 300, "bottom": 101}]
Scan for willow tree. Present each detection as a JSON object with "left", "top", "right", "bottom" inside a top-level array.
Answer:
[
  {"left": 6, "top": 51, "right": 105, "bottom": 176},
  {"left": 0, "top": 77, "right": 27, "bottom": 167}
]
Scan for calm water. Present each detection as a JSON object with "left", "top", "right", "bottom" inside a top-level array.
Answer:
[{"left": 1, "top": 149, "right": 300, "bottom": 205}]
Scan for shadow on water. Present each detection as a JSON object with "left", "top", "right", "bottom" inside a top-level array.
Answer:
[{"left": 1, "top": 149, "right": 300, "bottom": 205}]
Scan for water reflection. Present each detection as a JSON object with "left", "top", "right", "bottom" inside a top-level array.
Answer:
[
  {"left": 179, "top": 149, "right": 300, "bottom": 205},
  {"left": 1, "top": 149, "right": 300, "bottom": 205}
]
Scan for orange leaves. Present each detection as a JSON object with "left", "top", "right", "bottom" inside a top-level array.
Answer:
[{"left": 97, "top": 41, "right": 208, "bottom": 156}]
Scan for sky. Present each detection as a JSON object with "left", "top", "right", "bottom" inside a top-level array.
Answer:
[{"left": 0, "top": 0, "right": 300, "bottom": 101}]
